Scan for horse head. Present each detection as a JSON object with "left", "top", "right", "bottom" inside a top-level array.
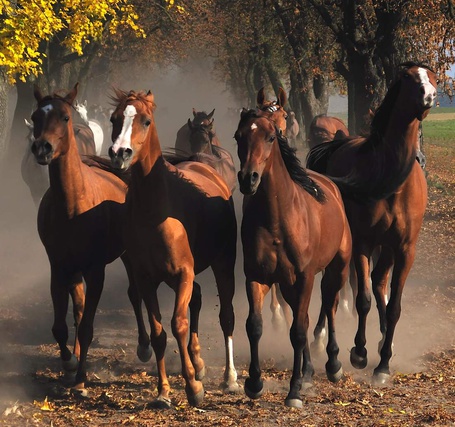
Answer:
[
  {"left": 74, "top": 99, "right": 89, "bottom": 124},
  {"left": 109, "top": 88, "right": 156, "bottom": 170},
  {"left": 187, "top": 109, "right": 216, "bottom": 154},
  {"left": 256, "top": 87, "right": 288, "bottom": 135},
  {"left": 31, "top": 83, "right": 78, "bottom": 165},
  {"left": 235, "top": 109, "right": 278, "bottom": 195}
]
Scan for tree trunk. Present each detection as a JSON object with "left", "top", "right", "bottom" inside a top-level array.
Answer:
[{"left": 0, "top": 71, "right": 11, "bottom": 164}]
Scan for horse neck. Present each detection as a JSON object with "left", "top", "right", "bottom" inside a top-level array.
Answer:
[
  {"left": 254, "top": 143, "right": 296, "bottom": 220},
  {"left": 47, "top": 131, "right": 88, "bottom": 217}
]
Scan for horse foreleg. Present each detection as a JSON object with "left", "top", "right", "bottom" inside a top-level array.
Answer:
[
  {"left": 188, "top": 281, "right": 206, "bottom": 381},
  {"left": 283, "top": 276, "right": 314, "bottom": 409},
  {"left": 270, "top": 284, "right": 292, "bottom": 332},
  {"left": 73, "top": 267, "right": 105, "bottom": 396},
  {"left": 371, "top": 246, "right": 394, "bottom": 353},
  {"left": 350, "top": 248, "right": 373, "bottom": 369},
  {"left": 373, "top": 246, "right": 415, "bottom": 384},
  {"left": 244, "top": 280, "right": 269, "bottom": 400},
  {"left": 69, "top": 280, "right": 85, "bottom": 362},
  {"left": 141, "top": 283, "right": 171, "bottom": 409},
  {"left": 50, "top": 271, "right": 77, "bottom": 372},
  {"left": 212, "top": 257, "right": 239, "bottom": 393},
  {"left": 121, "top": 254, "right": 151, "bottom": 362},
  {"left": 171, "top": 270, "right": 204, "bottom": 407}
]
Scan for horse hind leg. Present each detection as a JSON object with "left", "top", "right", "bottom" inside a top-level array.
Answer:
[
  {"left": 270, "top": 283, "right": 292, "bottom": 332},
  {"left": 187, "top": 281, "right": 206, "bottom": 380},
  {"left": 50, "top": 271, "right": 82, "bottom": 375},
  {"left": 121, "top": 254, "right": 152, "bottom": 363},
  {"left": 211, "top": 257, "right": 240, "bottom": 393}
]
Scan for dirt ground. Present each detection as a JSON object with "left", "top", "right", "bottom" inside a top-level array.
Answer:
[{"left": 0, "top": 136, "right": 453, "bottom": 427}]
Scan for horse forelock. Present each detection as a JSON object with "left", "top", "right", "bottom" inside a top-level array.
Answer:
[{"left": 110, "top": 89, "right": 156, "bottom": 113}]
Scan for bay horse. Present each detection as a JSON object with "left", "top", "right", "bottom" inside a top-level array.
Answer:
[
  {"left": 175, "top": 108, "right": 237, "bottom": 193},
  {"left": 30, "top": 83, "right": 150, "bottom": 396},
  {"left": 22, "top": 118, "right": 97, "bottom": 208},
  {"left": 235, "top": 109, "right": 352, "bottom": 408},
  {"left": 108, "top": 89, "right": 239, "bottom": 407},
  {"left": 306, "top": 62, "right": 437, "bottom": 384},
  {"left": 307, "top": 114, "right": 349, "bottom": 150}
]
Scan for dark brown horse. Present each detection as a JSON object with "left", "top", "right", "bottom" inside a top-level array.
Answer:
[
  {"left": 235, "top": 109, "right": 352, "bottom": 408},
  {"left": 108, "top": 89, "right": 239, "bottom": 408},
  {"left": 307, "top": 114, "right": 349, "bottom": 150},
  {"left": 175, "top": 108, "right": 236, "bottom": 193},
  {"left": 30, "top": 83, "right": 150, "bottom": 396},
  {"left": 306, "top": 62, "right": 437, "bottom": 384}
]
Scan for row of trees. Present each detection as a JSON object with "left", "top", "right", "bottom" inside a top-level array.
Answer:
[{"left": 1, "top": 0, "right": 455, "bottom": 161}]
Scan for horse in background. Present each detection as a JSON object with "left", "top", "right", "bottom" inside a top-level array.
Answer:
[
  {"left": 22, "top": 118, "right": 97, "bottom": 208},
  {"left": 286, "top": 111, "right": 300, "bottom": 148},
  {"left": 307, "top": 114, "right": 349, "bottom": 150},
  {"left": 75, "top": 100, "right": 105, "bottom": 155},
  {"left": 235, "top": 108, "right": 351, "bottom": 407},
  {"left": 109, "top": 88, "right": 239, "bottom": 408},
  {"left": 306, "top": 62, "right": 437, "bottom": 385},
  {"left": 175, "top": 108, "right": 236, "bottom": 193},
  {"left": 30, "top": 83, "right": 150, "bottom": 397}
]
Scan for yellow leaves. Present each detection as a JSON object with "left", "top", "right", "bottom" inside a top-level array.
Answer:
[
  {"left": 0, "top": 0, "right": 145, "bottom": 83},
  {"left": 33, "top": 396, "right": 55, "bottom": 412},
  {"left": 334, "top": 400, "right": 351, "bottom": 406}
]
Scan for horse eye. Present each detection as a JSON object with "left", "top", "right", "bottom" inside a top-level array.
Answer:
[
  {"left": 64, "top": 116, "right": 70, "bottom": 122},
  {"left": 268, "top": 135, "right": 275, "bottom": 143},
  {"left": 144, "top": 119, "right": 151, "bottom": 127},
  {"left": 284, "top": 114, "right": 288, "bottom": 120}
]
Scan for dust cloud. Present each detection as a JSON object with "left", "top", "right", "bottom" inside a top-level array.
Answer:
[{"left": 0, "top": 61, "right": 452, "bottom": 412}]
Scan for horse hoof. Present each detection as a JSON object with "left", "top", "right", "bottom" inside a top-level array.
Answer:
[
  {"left": 244, "top": 378, "right": 264, "bottom": 399},
  {"left": 350, "top": 347, "right": 368, "bottom": 369},
  {"left": 71, "top": 386, "right": 88, "bottom": 398},
  {"left": 310, "top": 339, "right": 325, "bottom": 356},
  {"left": 62, "top": 354, "right": 78, "bottom": 372},
  {"left": 327, "top": 366, "right": 344, "bottom": 383},
  {"left": 372, "top": 371, "right": 391, "bottom": 386},
  {"left": 149, "top": 396, "right": 172, "bottom": 409},
  {"left": 137, "top": 344, "right": 153, "bottom": 363},
  {"left": 196, "top": 366, "right": 206, "bottom": 381},
  {"left": 187, "top": 387, "right": 204, "bottom": 407},
  {"left": 285, "top": 398, "right": 303, "bottom": 408},
  {"left": 221, "top": 381, "right": 241, "bottom": 394}
]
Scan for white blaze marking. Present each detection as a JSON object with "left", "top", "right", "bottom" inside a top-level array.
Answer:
[
  {"left": 41, "top": 104, "right": 53, "bottom": 114},
  {"left": 251, "top": 123, "right": 258, "bottom": 130},
  {"left": 417, "top": 67, "right": 436, "bottom": 107},
  {"left": 112, "top": 105, "right": 137, "bottom": 153}
]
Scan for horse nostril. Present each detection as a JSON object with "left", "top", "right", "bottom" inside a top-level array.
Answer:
[
  {"left": 108, "top": 146, "right": 115, "bottom": 158},
  {"left": 124, "top": 148, "right": 133, "bottom": 159},
  {"left": 251, "top": 172, "right": 259, "bottom": 184}
]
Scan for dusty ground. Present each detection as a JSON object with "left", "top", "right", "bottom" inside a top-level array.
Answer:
[{"left": 0, "top": 137, "right": 453, "bottom": 427}]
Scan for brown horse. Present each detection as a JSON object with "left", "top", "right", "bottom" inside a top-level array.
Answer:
[
  {"left": 307, "top": 114, "right": 349, "bottom": 149},
  {"left": 108, "top": 89, "right": 239, "bottom": 407},
  {"left": 235, "top": 109, "right": 352, "bottom": 408},
  {"left": 175, "top": 108, "right": 237, "bottom": 193},
  {"left": 30, "top": 83, "right": 150, "bottom": 396},
  {"left": 306, "top": 62, "right": 437, "bottom": 384}
]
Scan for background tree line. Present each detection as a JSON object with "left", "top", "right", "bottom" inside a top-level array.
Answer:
[{"left": 1, "top": 0, "right": 455, "bottom": 162}]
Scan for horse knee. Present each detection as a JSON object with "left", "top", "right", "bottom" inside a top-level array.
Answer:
[{"left": 172, "top": 316, "right": 189, "bottom": 338}]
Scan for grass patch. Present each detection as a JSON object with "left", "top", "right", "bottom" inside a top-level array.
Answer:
[{"left": 422, "top": 120, "right": 455, "bottom": 147}]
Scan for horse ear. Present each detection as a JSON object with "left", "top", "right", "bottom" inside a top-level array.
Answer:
[
  {"left": 83, "top": 100, "right": 87, "bottom": 107},
  {"left": 277, "top": 87, "right": 287, "bottom": 107},
  {"left": 207, "top": 108, "right": 215, "bottom": 120},
  {"left": 145, "top": 91, "right": 154, "bottom": 104},
  {"left": 257, "top": 87, "right": 265, "bottom": 106},
  {"left": 187, "top": 118, "right": 193, "bottom": 129},
  {"left": 240, "top": 107, "right": 249, "bottom": 118},
  {"left": 24, "top": 118, "right": 33, "bottom": 129},
  {"left": 65, "top": 83, "right": 79, "bottom": 105},
  {"left": 33, "top": 84, "right": 43, "bottom": 103},
  {"left": 192, "top": 108, "right": 197, "bottom": 117},
  {"left": 208, "top": 118, "right": 214, "bottom": 129}
]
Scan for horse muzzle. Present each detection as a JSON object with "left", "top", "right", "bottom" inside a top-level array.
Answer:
[
  {"left": 238, "top": 170, "right": 260, "bottom": 195},
  {"left": 31, "top": 140, "right": 53, "bottom": 165},
  {"left": 109, "top": 146, "right": 133, "bottom": 170}
]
